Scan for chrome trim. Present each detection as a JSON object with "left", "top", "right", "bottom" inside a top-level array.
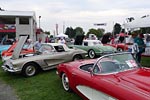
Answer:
[
  {"left": 92, "top": 52, "right": 134, "bottom": 75},
  {"left": 1, "top": 65, "right": 21, "bottom": 73}
]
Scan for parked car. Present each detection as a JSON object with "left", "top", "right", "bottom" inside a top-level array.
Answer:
[
  {"left": 104, "top": 43, "right": 128, "bottom": 51},
  {"left": 57, "top": 52, "right": 150, "bottom": 100},
  {"left": 0, "top": 39, "right": 14, "bottom": 55},
  {"left": 69, "top": 40, "right": 116, "bottom": 58},
  {"left": 0, "top": 45, "right": 11, "bottom": 55},
  {"left": 1, "top": 36, "right": 87, "bottom": 77},
  {"left": 1, "top": 41, "right": 34, "bottom": 61}
]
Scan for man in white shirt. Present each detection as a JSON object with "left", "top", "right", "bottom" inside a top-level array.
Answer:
[
  {"left": 34, "top": 38, "right": 42, "bottom": 51},
  {"left": 58, "top": 37, "right": 66, "bottom": 44},
  {"left": 126, "top": 33, "right": 138, "bottom": 53}
]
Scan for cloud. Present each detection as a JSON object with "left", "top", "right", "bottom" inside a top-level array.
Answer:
[{"left": 1, "top": 0, "right": 150, "bottom": 34}]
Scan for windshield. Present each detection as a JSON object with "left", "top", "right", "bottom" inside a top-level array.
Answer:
[
  {"left": 93, "top": 53, "right": 139, "bottom": 74},
  {"left": 92, "top": 41, "right": 102, "bottom": 45}
]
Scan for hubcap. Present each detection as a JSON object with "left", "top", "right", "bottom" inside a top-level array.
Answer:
[
  {"left": 26, "top": 65, "right": 36, "bottom": 76},
  {"left": 62, "top": 73, "right": 69, "bottom": 91},
  {"left": 89, "top": 50, "right": 95, "bottom": 58}
]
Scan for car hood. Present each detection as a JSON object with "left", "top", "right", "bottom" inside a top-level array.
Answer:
[
  {"left": 97, "top": 45, "right": 116, "bottom": 51},
  {"left": 105, "top": 68, "right": 150, "bottom": 95},
  {"left": 12, "top": 36, "right": 28, "bottom": 60},
  {"left": 120, "top": 69, "right": 150, "bottom": 92}
]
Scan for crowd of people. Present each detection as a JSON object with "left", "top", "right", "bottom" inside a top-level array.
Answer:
[
  {"left": 27, "top": 37, "right": 67, "bottom": 52},
  {"left": 126, "top": 32, "right": 145, "bottom": 63},
  {"left": 25, "top": 32, "right": 148, "bottom": 63},
  {"left": 101, "top": 32, "right": 146, "bottom": 63}
]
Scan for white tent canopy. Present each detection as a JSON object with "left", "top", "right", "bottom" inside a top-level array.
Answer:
[
  {"left": 124, "top": 16, "right": 150, "bottom": 31},
  {"left": 56, "top": 34, "right": 68, "bottom": 38}
]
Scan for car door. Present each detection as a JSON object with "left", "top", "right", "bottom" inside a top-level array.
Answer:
[
  {"left": 72, "top": 63, "right": 115, "bottom": 100},
  {"left": 43, "top": 45, "right": 71, "bottom": 67},
  {"left": 72, "top": 64, "right": 96, "bottom": 99},
  {"left": 90, "top": 61, "right": 118, "bottom": 100}
]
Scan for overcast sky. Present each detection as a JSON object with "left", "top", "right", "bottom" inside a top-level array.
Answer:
[{"left": 1, "top": 0, "right": 150, "bottom": 34}]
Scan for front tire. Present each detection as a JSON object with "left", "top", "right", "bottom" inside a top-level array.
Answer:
[
  {"left": 61, "top": 73, "right": 71, "bottom": 92},
  {"left": 22, "top": 63, "right": 38, "bottom": 77},
  {"left": 88, "top": 49, "right": 96, "bottom": 59}
]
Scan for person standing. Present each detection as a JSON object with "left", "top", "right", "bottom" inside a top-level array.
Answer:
[
  {"left": 126, "top": 32, "right": 139, "bottom": 61},
  {"left": 134, "top": 33, "right": 146, "bottom": 63},
  {"left": 58, "top": 37, "right": 66, "bottom": 44},
  {"left": 24, "top": 39, "right": 33, "bottom": 49},
  {"left": 34, "top": 38, "right": 42, "bottom": 51},
  {"left": 126, "top": 33, "right": 136, "bottom": 52}
]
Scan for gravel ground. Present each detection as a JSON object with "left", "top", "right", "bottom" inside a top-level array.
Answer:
[{"left": 0, "top": 80, "right": 19, "bottom": 100}]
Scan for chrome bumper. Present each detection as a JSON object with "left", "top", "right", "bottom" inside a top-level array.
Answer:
[{"left": 1, "top": 65, "right": 21, "bottom": 73}]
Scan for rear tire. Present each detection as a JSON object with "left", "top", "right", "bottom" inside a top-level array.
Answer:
[
  {"left": 61, "top": 73, "right": 71, "bottom": 92},
  {"left": 73, "top": 55, "right": 82, "bottom": 61},
  {"left": 22, "top": 63, "right": 38, "bottom": 77}
]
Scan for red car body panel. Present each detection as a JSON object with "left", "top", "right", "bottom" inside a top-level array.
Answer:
[
  {"left": 57, "top": 58, "right": 150, "bottom": 100},
  {"left": 1, "top": 42, "right": 34, "bottom": 57},
  {"left": 104, "top": 43, "right": 128, "bottom": 51}
]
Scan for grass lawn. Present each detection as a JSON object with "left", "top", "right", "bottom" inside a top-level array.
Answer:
[
  {"left": 141, "top": 56, "right": 150, "bottom": 67},
  {"left": 0, "top": 56, "right": 149, "bottom": 100},
  {"left": 0, "top": 61, "right": 81, "bottom": 100}
]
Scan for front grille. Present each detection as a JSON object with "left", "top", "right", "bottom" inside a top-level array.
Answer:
[{"left": 5, "top": 65, "right": 10, "bottom": 69}]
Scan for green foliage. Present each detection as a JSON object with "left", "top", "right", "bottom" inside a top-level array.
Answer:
[
  {"left": 140, "top": 27, "right": 150, "bottom": 34},
  {"left": 65, "top": 27, "right": 75, "bottom": 38},
  {"left": 44, "top": 31, "right": 50, "bottom": 35},
  {"left": 50, "top": 35, "right": 54, "bottom": 38},
  {"left": 64, "top": 27, "right": 85, "bottom": 39},
  {"left": 74, "top": 27, "right": 85, "bottom": 36},
  {"left": 113, "top": 23, "right": 122, "bottom": 35},
  {"left": 87, "top": 28, "right": 104, "bottom": 39}
]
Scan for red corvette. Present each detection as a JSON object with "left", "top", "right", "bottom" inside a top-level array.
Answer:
[
  {"left": 104, "top": 43, "right": 128, "bottom": 51},
  {"left": 1, "top": 42, "right": 34, "bottom": 60},
  {"left": 57, "top": 52, "right": 150, "bottom": 100}
]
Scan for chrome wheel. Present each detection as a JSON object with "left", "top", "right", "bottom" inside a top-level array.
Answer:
[
  {"left": 25, "top": 65, "right": 36, "bottom": 76},
  {"left": 62, "top": 73, "right": 70, "bottom": 91},
  {"left": 22, "top": 63, "right": 37, "bottom": 77},
  {"left": 88, "top": 50, "right": 95, "bottom": 58}
]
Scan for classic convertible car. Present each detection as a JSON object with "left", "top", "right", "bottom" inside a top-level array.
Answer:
[
  {"left": 69, "top": 40, "right": 116, "bottom": 58},
  {"left": 104, "top": 43, "right": 128, "bottom": 51},
  {"left": 2, "top": 36, "right": 87, "bottom": 77},
  {"left": 57, "top": 52, "right": 150, "bottom": 100}
]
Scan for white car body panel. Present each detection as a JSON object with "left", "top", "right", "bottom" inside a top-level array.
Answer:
[{"left": 76, "top": 85, "right": 116, "bottom": 100}]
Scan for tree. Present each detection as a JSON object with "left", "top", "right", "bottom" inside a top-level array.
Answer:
[
  {"left": 86, "top": 28, "right": 104, "bottom": 39},
  {"left": 44, "top": 31, "right": 50, "bottom": 35},
  {"left": 101, "top": 32, "right": 112, "bottom": 44},
  {"left": 64, "top": 27, "right": 75, "bottom": 38},
  {"left": 74, "top": 27, "right": 85, "bottom": 45},
  {"left": 113, "top": 23, "right": 122, "bottom": 35},
  {"left": 74, "top": 27, "right": 85, "bottom": 36}
]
